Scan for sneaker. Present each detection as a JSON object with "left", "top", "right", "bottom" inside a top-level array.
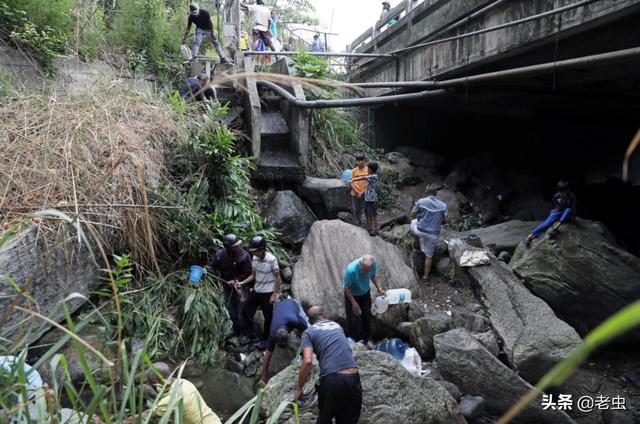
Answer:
[
  {"left": 368, "top": 229, "right": 376, "bottom": 236},
  {"left": 524, "top": 238, "right": 532, "bottom": 248},
  {"left": 296, "top": 392, "right": 317, "bottom": 409},
  {"left": 421, "top": 275, "right": 431, "bottom": 284}
]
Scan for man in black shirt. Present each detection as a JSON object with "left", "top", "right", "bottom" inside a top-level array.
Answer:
[
  {"left": 179, "top": 73, "right": 215, "bottom": 102},
  {"left": 182, "top": 3, "right": 229, "bottom": 63}
]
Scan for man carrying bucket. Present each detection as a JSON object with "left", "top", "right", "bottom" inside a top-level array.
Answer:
[{"left": 205, "top": 234, "right": 253, "bottom": 338}]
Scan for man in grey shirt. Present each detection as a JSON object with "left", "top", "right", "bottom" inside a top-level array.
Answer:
[
  {"left": 294, "top": 306, "right": 362, "bottom": 423},
  {"left": 411, "top": 184, "right": 448, "bottom": 283}
]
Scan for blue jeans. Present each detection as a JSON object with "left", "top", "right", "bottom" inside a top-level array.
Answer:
[
  {"left": 192, "top": 27, "right": 224, "bottom": 58},
  {"left": 532, "top": 208, "right": 572, "bottom": 237}
]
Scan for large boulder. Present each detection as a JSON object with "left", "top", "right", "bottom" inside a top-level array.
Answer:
[
  {"left": 437, "top": 189, "right": 468, "bottom": 222},
  {"left": 511, "top": 218, "right": 640, "bottom": 338},
  {"left": 300, "top": 177, "right": 351, "bottom": 218},
  {"left": 292, "top": 220, "right": 418, "bottom": 322},
  {"left": 434, "top": 328, "right": 575, "bottom": 424},
  {"left": 396, "top": 146, "right": 444, "bottom": 170},
  {"left": 0, "top": 226, "right": 99, "bottom": 344},
  {"left": 408, "top": 312, "right": 453, "bottom": 359},
  {"left": 448, "top": 240, "right": 582, "bottom": 383},
  {"left": 442, "top": 220, "right": 540, "bottom": 255},
  {"left": 265, "top": 190, "right": 316, "bottom": 249},
  {"left": 261, "top": 350, "right": 466, "bottom": 424}
]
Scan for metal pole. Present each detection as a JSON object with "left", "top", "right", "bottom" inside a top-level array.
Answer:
[
  {"left": 244, "top": 51, "right": 395, "bottom": 58},
  {"left": 390, "top": 0, "right": 600, "bottom": 55},
  {"left": 256, "top": 46, "right": 640, "bottom": 108}
]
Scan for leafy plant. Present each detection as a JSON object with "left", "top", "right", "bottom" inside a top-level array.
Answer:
[{"left": 292, "top": 52, "right": 329, "bottom": 79}]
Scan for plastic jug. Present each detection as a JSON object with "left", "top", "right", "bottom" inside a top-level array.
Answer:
[
  {"left": 189, "top": 265, "right": 206, "bottom": 284},
  {"left": 373, "top": 338, "right": 407, "bottom": 361},
  {"left": 399, "top": 347, "right": 422, "bottom": 377},
  {"left": 373, "top": 296, "right": 389, "bottom": 314},
  {"left": 386, "top": 288, "right": 412, "bottom": 305}
]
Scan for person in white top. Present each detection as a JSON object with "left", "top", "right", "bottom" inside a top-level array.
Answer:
[
  {"left": 238, "top": 235, "right": 281, "bottom": 342},
  {"left": 241, "top": 0, "right": 276, "bottom": 51}
]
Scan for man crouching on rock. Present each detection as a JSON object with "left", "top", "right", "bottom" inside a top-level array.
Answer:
[{"left": 294, "top": 306, "right": 362, "bottom": 424}]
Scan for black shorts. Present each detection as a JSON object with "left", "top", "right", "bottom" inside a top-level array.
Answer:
[{"left": 364, "top": 201, "right": 377, "bottom": 217}]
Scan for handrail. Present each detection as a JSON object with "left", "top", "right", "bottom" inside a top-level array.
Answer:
[{"left": 243, "top": 51, "right": 395, "bottom": 58}]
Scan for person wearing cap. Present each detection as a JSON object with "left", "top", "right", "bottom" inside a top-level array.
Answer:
[
  {"left": 206, "top": 234, "right": 253, "bottom": 336},
  {"left": 524, "top": 180, "right": 576, "bottom": 246},
  {"left": 238, "top": 235, "right": 281, "bottom": 344},
  {"left": 381, "top": 2, "right": 397, "bottom": 26},
  {"left": 293, "top": 306, "right": 362, "bottom": 422},
  {"left": 241, "top": 0, "right": 277, "bottom": 51},
  {"left": 182, "top": 3, "right": 230, "bottom": 63},
  {"left": 411, "top": 184, "right": 448, "bottom": 283},
  {"left": 258, "top": 298, "right": 309, "bottom": 387},
  {"left": 349, "top": 153, "right": 369, "bottom": 227},
  {"left": 311, "top": 34, "right": 325, "bottom": 52}
]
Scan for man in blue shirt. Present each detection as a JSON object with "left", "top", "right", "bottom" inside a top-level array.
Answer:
[
  {"left": 311, "top": 34, "right": 325, "bottom": 52},
  {"left": 294, "top": 306, "right": 362, "bottom": 423},
  {"left": 258, "top": 298, "right": 309, "bottom": 386},
  {"left": 524, "top": 180, "right": 577, "bottom": 246},
  {"left": 343, "top": 255, "right": 385, "bottom": 349},
  {"left": 411, "top": 184, "right": 448, "bottom": 283}
]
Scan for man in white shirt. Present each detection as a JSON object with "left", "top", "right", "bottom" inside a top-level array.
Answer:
[
  {"left": 238, "top": 235, "right": 281, "bottom": 342},
  {"left": 241, "top": 0, "right": 276, "bottom": 51}
]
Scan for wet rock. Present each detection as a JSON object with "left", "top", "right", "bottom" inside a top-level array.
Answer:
[
  {"left": 512, "top": 218, "right": 640, "bottom": 339},
  {"left": 409, "top": 312, "right": 453, "bottom": 359},
  {"left": 396, "top": 146, "right": 444, "bottom": 170},
  {"left": 451, "top": 309, "right": 490, "bottom": 333},
  {"left": 438, "top": 380, "right": 461, "bottom": 401},
  {"left": 262, "top": 350, "right": 466, "bottom": 424},
  {"left": 265, "top": 190, "right": 316, "bottom": 249},
  {"left": 300, "top": 177, "right": 350, "bottom": 218},
  {"left": 448, "top": 240, "right": 582, "bottom": 383},
  {"left": 443, "top": 220, "right": 540, "bottom": 255},
  {"left": 459, "top": 395, "right": 486, "bottom": 420},
  {"left": 292, "top": 220, "right": 418, "bottom": 322},
  {"left": 434, "top": 328, "right": 574, "bottom": 424}
]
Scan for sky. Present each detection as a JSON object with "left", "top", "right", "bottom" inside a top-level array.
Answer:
[{"left": 309, "top": 0, "right": 382, "bottom": 51}]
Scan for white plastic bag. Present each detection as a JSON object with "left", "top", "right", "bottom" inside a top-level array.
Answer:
[
  {"left": 399, "top": 347, "right": 422, "bottom": 377},
  {"left": 458, "top": 250, "right": 490, "bottom": 267}
]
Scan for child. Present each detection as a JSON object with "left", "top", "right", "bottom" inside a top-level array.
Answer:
[
  {"left": 524, "top": 180, "right": 576, "bottom": 246},
  {"left": 352, "top": 161, "right": 379, "bottom": 236}
]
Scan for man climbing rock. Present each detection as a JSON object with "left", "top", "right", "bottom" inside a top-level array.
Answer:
[
  {"left": 410, "top": 184, "right": 448, "bottom": 283},
  {"left": 524, "top": 180, "right": 576, "bottom": 246},
  {"left": 294, "top": 306, "right": 362, "bottom": 423},
  {"left": 258, "top": 298, "right": 309, "bottom": 386},
  {"left": 343, "top": 255, "right": 385, "bottom": 349},
  {"left": 239, "top": 235, "right": 281, "bottom": 343},
  {"left": 206, "top": 233, "right": 252, "bottom": 338},
  {"left": 182, "top": 3, "right": 229, "bottom": 63},
  {"left": 349, "top": 153, "right": 369, "bottom": 226}
]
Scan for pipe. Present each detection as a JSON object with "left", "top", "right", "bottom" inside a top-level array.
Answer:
[
  {"left": 243, "top": 51, "right": 395, "bottom": 58},
  {"left": 257, "top": 46, "right": 640, "bottom": 108},
  {"left": 257, "top": 80, "right": 447, "bottom": 108},
  {"left": 390, "top": 0, "right": 600, "bottom": 55}
]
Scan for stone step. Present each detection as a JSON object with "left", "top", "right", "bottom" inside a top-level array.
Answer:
[
  {"left": 256, "top": 150, "right": 304, "bottom": 183},
  {"left": 260, "top": 96, "right": 282, "bottom": 111},
  {"left": 261, "top": 111, "right": 289, "bottom": 136}
]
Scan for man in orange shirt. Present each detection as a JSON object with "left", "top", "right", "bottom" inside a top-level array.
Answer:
[{"left": 350, "top": 153, "right": 369, "bottom": 227}]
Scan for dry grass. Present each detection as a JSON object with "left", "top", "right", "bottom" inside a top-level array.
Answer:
[{"left": 0, "top": 82, "right": 184, "bottom": 270}]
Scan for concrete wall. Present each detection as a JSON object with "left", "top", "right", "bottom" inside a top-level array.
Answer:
[
  {"left": 350, "top": 0, "right": 640, "bottom": 85},
  {"left": 242, "top": 56, "right": 262, "bottom": 159}
]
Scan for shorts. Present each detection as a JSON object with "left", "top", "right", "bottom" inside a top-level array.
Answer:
[
  {"left": 364, "top": 201, "right": 377, "bottom": 217},
  {"left": 411, "top": 219, "right": 438, "bottom": 257}
]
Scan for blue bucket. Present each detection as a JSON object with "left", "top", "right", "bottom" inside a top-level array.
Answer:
[
  {"left": 341, "top": 169, "right": 352, "bottom": 184},
  {"left": 189, "top": 265, "right": 205, "bottom": 284}
]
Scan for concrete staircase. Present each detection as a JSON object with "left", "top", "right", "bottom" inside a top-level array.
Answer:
[{"left": 255, "top": 94, "right": 305, "bottom": 183}]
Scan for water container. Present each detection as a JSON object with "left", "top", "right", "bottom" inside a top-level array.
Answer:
[
  {"left": 373, "top": 338, "right": 407, "bottom": 361},
  {"left": 372, "top": 296, "right": 389, "bottom": 314},
  {"left": 399, "top": 347, "right": 422, "bottom": 377},
  {"left": 189, "top": 265, "right": 206, "bottom": 284},
  {"left": 385, "top": 288, "right": 412, "bottom": 305},
  {"left": 341, "top": 169, "right": 352, "bottom": 184}
]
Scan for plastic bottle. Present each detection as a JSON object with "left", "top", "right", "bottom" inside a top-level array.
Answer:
[
  {"left": 386, "top": 288, "right": 412, "bottom": 305},
  {"left": 189, "top": 265, "right": 206, "bottom": 284},
  {"left": 372, "top": 296, "right": 389, "bottom": 314},
  {"left": 373, "top": 338, "right": 407, "bottom": 361}
]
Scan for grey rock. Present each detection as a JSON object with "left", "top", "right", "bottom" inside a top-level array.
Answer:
[
  {"left": 438, "top": 380, "right": 462, "bottom": 401},
  {"left": 281, "top": 266, "right": 293, "bottom": 282},
  {"left": 407, "top": 301, "right": 426, "bottom": 322},
  {"left": 511, "top": 218, "right": 640, "bottom": 339},
  {"left": 497, "top": 251, "right": 511, "bottom": 263},
  {"left": 467, "top": 303, "right": 482, "bottom": 313},
  {"left": 409, "top": 312, "right": 453, "bottom": 359},
  {"left": 224, "top": 357, "right": 244, "bottom": 374},
  {"left": 265, "top": 191, "right": 316, "bottom": 249},
  {"left": 434, "top": 256, "right": 454, "bottom": 279},
  {"left": 385, "top": 151, "right": 408, "bottom": 164},
  {"left": 459, "top": 395, "right": 486, "bottom": 420},
  {"left": 472, "top": 331, "right": 500, "bottom": 357},
  {"left": 434, "top": 328, "right": 575, "bottom": 424},
  {"left": 448, "top": 240, "right": 582, "bottom": 383},
  {"left": 379, "top": 224, "right": 411, "bottom": 246},
  {"left": 396, "top": 146, "right": 444, "bottom": 170},
  {"left": 445, "top": 168, "right": 470, "bottom": 190},
  {"left": 422, "top": 361, "right": 443, "bottom": 381},
  {"left": 602, "top": 410, "right": 635, "bottom": 424},
  {"left": 0, "top": 226, "right": 99, "bottom": 344},
  {"left": 292, "top": 220, "right": 418, "bottom": 322},
  {"left": 301, "top": 177, "right": 351, "bottom": 218},
  {"left": 262, "top": 350, "right": 466, "bottom": 424},
  {"left": 438, "top": 189, "right": 467, "bottom": 221},
  {"left": 442, "top": 220, "right": 540, "bottom": 255},
  {"left": 451, "top": 309, "right": 490, "bottom": 333},
  {"left": 372, "top": 303, "right": 410, "bottom": 340},
  {"left": 396, "top": 321, "right": 414, "bottom": 338},
  {"left": 337, "top": 211, "right": 356, "bottom": 225}
]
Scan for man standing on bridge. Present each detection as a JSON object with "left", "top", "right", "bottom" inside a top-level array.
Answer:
[{"left": 182, "top": 3, "right": 230, "bottom": 63}]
